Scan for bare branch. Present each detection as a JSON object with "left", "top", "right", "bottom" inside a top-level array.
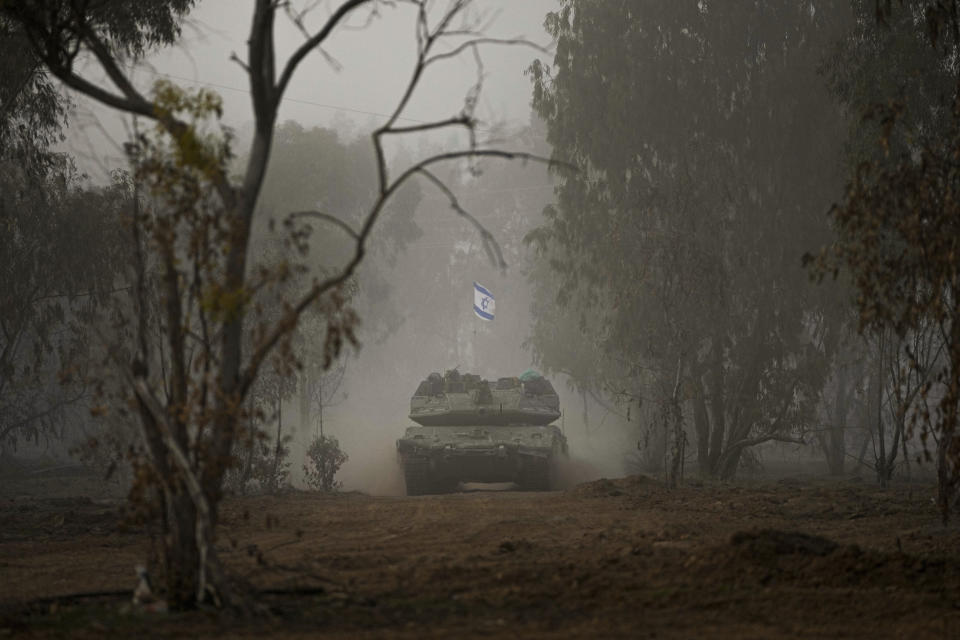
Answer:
[
  {"left": 416, "top": 167, "right": 505, "bottom": 269},
  {"left": 722, "top": 434, "right": 806, "bottom": 464},
  {"left": 424, "top": 36, "right": 550, "bottom": 68},
  {"left": 275, "top": 0, "right": 375, "bottom": 103},
  {"left": 283, "top": 1, "right": 313, "bottom": 39},
  {"left": 237, "top": 147, "right": 555, "bottom": 398},
  {"left": 0, "top": 387, "right": 87, "bottom": 443},
  {"left": 11, "top": 9, "right": 151, "bottom": 118},
  {"left": 42, "top": 59, "right": 154, "bottom": 118},
  {"left": 380, "top": 115, "right": 473, "bottom": 136},
  {"left": 287, "top": 211, "right": 360, "bottom": 241},
  {"left": 368, "top": 0, "right": 564, "bottom": 193},
  {"left": 74, "top": 23, "right": 151, "bottom": 108},
  {"left": 374, "top": 0, "right": 471, "bottom": 164},
  {"left": 229, "top": 51, "right": 250, "bottom": 74},
  {"left": 16, "top": 13, "right": 239, "bottom": 211}
]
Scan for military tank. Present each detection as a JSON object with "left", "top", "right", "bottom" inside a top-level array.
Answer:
[{"left": 396, "top": 369, "right": 568, "bottom": 495}]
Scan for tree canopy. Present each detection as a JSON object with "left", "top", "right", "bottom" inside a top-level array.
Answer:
[{"left": 526, "top": 0, "right": 853, "bottom": 479}]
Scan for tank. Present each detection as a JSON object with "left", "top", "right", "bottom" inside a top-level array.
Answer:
[{"left": 396, "top": 369, "right": 568, "bottom": 495}]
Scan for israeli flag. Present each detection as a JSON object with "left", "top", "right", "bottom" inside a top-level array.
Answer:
[{"left": 473, "top": 281, "right": 495, "bottom": 321}]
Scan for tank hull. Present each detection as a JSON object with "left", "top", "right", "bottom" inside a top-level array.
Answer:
[
  {"left": 409, "top": 386, "right": 560, "bottom": 428},
  {"left": 397, "top": 424, "right": 567, "bottom": 494}
]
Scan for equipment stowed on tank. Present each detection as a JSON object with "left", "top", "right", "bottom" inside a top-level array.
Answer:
[{"left": 396, "top": 369, "right": 568, "bottom": 495}]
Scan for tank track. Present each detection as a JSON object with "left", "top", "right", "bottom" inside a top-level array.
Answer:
[
  {"left": 517, "top": 458, "right": 552, "bottom": 491},
  {"left": 403, "top": 461, "right": 430, "bottom": 495}
]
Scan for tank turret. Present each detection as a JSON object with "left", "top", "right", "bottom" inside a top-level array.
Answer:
[{"left": 409, "top": 369, "right": 561, "bottom": 427}]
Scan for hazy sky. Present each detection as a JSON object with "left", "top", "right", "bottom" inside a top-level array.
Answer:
[{"left": 68, "top": 0, "right": 557, "bottom": 176}]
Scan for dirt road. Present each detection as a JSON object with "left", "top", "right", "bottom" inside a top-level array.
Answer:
[{"left": 2, "top": 474, "right": 960, "bottom": 638}]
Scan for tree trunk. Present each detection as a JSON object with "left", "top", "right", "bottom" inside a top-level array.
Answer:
[
  {"left": 318, "top": 376, "right": 324, "bottom": 439},
  {"left": 581, "top": 389, "right": 589, "bottom": 436},
  {"left": 707, "top": 341, "right": 726, "bottom": 475},
  {"left": 935, "top": 314, "right": 960, "bottom": 523},
  {"left": 826, "top": 363, "right": 849, "bottom": 476},
  {"left": 273, "top": 395, "right": 283, "bottom": 490},
  {"left": 164, "top": 490, "right": 200, "bottom": 609},
  {"left": 693, "top": 379, "right": 711, "bottom": 475},
  {"left": 719, "top": 445, "right": 742, "bottom": 481},
  {"left": 876, "top": 332, "right": 889, "bottom": 488},
  {"left": 240, "top": 394, "right": 256, "bottom": 495},
  {"left": 299, "top": 370, "right": 311, "bottom": 437},
  {"left": 855, "top": 353, "right": 879, "bottom": 471},
  {"left": 937, "top": 433, "right": 953, "bottom": 524},
  {"left": 667, "top": 355, "right": 684, "bottom": 488},
  {"left": 718, "top": 415, "right": 754, "bottom": 480},
  {"left": 881, "top": 421, "right": 903, "bottom": 486},
  {"left": 668, "top": 403, "right": 684, "bottom": 488}
]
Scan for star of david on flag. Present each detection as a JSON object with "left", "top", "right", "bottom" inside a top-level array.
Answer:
[{"left": 473, "top": 281, "right": 495, "bottom": 321}]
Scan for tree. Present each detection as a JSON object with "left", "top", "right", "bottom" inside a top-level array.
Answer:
[
  {"left": 875, "top": 323, "right": 944, "bottom": 486},
  {"left": 526, "top": 0, "right": 852, "bottom": 479},
  {"left": 0, "top": 169, "right": 128, "bottom": 450},
  {"left": 812, "top": 0, "right": 960, "bottom": 517},
  {"left": 303, "top": 434, "right": 348, "bottom": 492},
  {"left": 2, "top": 0, "right": 548, "bottom": 608},
  {"left": 307, "top": 358, "right": 347, "bottom": 439},
  {"left": 0, "top": 13, "right": 130, "bottom": 452}
]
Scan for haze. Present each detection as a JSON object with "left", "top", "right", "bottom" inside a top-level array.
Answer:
[{"left": 3, "top": 1, "right": 960, "bottom": 634}]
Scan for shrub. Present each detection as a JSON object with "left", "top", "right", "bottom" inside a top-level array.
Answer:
[
  {"left": 303, "top": 435, "right": 348, "bottom": 492},
  {"left": 224, "top": 434, "right": 291, "bottom": 495}
]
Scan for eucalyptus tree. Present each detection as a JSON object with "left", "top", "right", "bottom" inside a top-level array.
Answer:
[
  {"left": 0, "top": 171, "right": 129, "bottom": 451},
  {"left": 526, "top": 0, "right": 852, "bottom": 479},
  {"left": 0, "top": 14, "right": 132, "bottom": 452},
  {"left": 0, "top": 17, "right": 67, "bottom": 169}
]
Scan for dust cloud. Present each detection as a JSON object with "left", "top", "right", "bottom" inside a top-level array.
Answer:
[{"left": 281, "top": 212, "right": 633, "bottom": 495}]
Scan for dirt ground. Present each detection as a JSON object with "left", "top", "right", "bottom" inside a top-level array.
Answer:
[{"left": 2, "top": 467, "right": 960, "bottom": 639}]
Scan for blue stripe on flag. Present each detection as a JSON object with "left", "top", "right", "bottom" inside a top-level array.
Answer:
[
  {"left": 474, "top": 282, "right": 494, "bottom": 299},
  {"left": 474, "top": 305, "right": 494, "bottom": 321}
]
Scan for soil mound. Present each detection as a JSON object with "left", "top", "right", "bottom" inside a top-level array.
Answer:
[
  {"left": 568, "top": 474, "right": 660, "bottom": 498},
  {"left": 731, "top": 528, "right": 839, "bottom": 556}
]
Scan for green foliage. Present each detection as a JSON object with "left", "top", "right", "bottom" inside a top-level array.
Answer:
[
  {"left": 303, "top": 434, "right": 348, "bottom": 492},
  {"left": 136, "top": 80, "right": 233, "bottom": 191},
  {"left": 0, "top": 26, "right": 67, "bottom": 171},
  {"left": 0, "top": 164, "right": 130, "bottom": 450},
  {"left": 151, "top": 79, "right": 228, "bottom": 176},
  {"left": 0, "top": 6, "right": 132, "bottom": 451},
  {"left": 0, "top": 1, "right": 195, "bottom": 168},
  {"left": 526, "top": 0, "right": 853, "bottom": 477},
  {"left": 823, "top": 0, "right": 956, "bottom": 175},
  {"left": 3, "top": 0, "right": 195, "bottom": 56}
]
